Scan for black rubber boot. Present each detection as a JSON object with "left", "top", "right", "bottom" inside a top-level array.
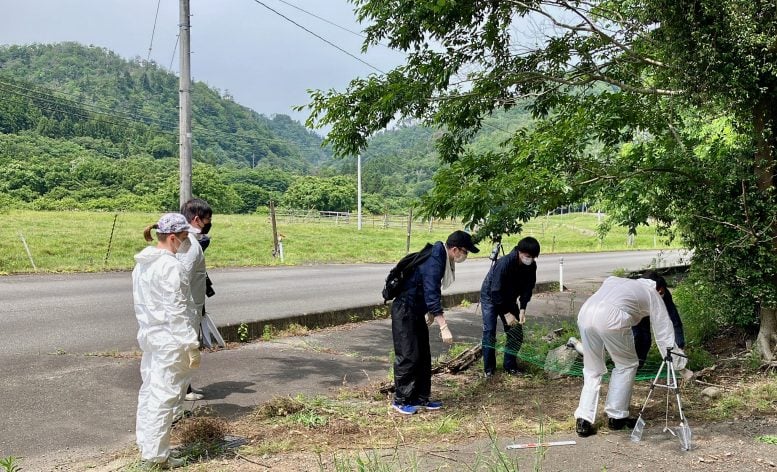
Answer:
[
  {"left": 576, "top": 418, "right": 596, "bottom": 437},
  {"left": 608, "top": 417, "right": 638, "bottom": 430}
]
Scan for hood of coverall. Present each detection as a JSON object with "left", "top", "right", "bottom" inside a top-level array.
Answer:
[{"left": 134, "top": 245, "right": 175, "bottom": 266}]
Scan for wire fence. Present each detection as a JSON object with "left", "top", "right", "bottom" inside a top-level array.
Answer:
[{"left": 273, "top": 208, "right": 464, "bottom": 232}]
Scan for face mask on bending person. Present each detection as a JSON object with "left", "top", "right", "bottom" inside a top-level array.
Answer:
[
  {"left": 519, "top": 254, "right": 534, "bottom": 266},
  {"left": 453, "top": 247, "right": 469, "bottom": 263}
]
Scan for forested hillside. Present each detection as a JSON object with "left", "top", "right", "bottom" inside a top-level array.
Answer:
[{"left": 0, "top": 42, "right": 532, "bottom": 214}]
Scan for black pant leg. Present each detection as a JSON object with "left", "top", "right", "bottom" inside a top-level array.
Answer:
[
  {"left": 416, "top": 318, "right": 431, "bottom": 403},
  {"left": 392, "top": 301, "right": 420, "bottom": 404},
  {"left": 503, "top": 323, "right": 523, "bottom": 371}
]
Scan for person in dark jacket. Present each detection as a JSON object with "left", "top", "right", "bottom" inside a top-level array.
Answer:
[
  {"left": 632, "top": 272, "right": 686, "bottom": 368},
  {"left": 391, "top": 230, "right": 479, "bottom": 415},
  {"left": 480, "top": 236, "right": 540, "bottom": 377}
]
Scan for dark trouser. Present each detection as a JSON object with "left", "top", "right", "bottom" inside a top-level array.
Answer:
[
  {"left": 632, "top": 318, "right": 652, "bottom": 369},
  {"left": 481, "top": 291, "right": 524, "bottom": 374},
  {"left": 391, "top": 299, "right": 431, "bottom": 405}
]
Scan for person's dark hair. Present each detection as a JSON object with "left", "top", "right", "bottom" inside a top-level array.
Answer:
[
  {"left": 642, "top": 270, "right": 667, "bottom": 290},
  {"left": 515, "top": 236, "right": 541, "bottom": 258},
  {"left": 180, "top": 198, "right": 212, "bottom": 223}
]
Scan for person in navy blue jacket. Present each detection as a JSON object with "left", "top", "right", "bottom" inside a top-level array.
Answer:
[
  {"left": 390, "top": 230, "right": 479, "bottom": 415},
  {"left": 480, "top": 237, "right": 540, "bottom": 377}
]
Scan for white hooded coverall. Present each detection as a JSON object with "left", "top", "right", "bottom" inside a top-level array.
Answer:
[
  {"left": 574, "top": 277, "right": 686, "bottom": 423},
  {"left": 177, "top": 232, "right": 224, "bottom": 348},
  {"left": 133, "top": 246, "right": 199, "bottom": 462}
]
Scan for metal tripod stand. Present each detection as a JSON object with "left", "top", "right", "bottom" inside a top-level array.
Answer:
[{"left": 630, "top": 347, "right": 692, "bottom": 450}]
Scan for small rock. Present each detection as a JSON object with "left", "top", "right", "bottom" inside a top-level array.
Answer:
[
  {"left": 544, "top": 345, "right": 579, "bottom": 379},
  {"left": 701, "top": 386, "right": 721, "bottom": 399}
]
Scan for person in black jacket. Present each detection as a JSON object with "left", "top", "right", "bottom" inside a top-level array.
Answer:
[
  {"left": 632, "top": 272, "right": 686, "bottom": 368},
  {"left": 391, "top": 230, "right": 479, "bottom": 415},
  {"left": 480, "top": 237, "right": 540, "bottom": 377}
]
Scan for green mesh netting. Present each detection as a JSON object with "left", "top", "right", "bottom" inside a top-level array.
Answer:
[{"left": 484, "top": 339, "right": 664, "bottom": 381}]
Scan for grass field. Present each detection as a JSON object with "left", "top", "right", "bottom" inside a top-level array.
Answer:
[{"left": 0, "top": 210, "right": 682, "bottom": 274}]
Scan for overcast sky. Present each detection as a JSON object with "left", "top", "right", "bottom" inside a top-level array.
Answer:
[{"left": 0, "top": 0, "right": 405, "bottom": 128}]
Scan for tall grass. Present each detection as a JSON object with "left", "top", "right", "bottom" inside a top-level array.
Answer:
[{"left": 1, "top": 210, "right": 680, "bottom": 274}]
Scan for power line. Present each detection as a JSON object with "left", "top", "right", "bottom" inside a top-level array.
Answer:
[
  {"left": 248, "top": 0, "right": 385, "bottom": 74},
  {"left": 146, "top": 0, "right": 163, "bottom": 62},
  {"left": 269, "top": 0, "right": 395, "bottom": 49},
  {"left": 270, "top": 0, "right": 364, "bottom": 41},
  {"left": 169, "top": 34, "right": 180, "bottom": 71}
]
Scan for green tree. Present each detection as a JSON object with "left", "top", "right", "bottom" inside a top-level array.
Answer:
[
  {"left": 281, "top": 175, "right": 357, "bottom": 212},
  {"left": 306, "top": 0, "right": 777, "bottom": 360}
]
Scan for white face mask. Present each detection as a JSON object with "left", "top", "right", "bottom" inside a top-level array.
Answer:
[
  {"left": 520, "top": 255, "right": 534, "bottom": 266},
  {"left": 172, "top": 234, "right": 191, "bottom": 254},
  {"left": 454, "top": 249, "right": 468, "bottom": 264}
]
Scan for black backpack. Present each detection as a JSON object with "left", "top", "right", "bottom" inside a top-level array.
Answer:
[{"left": 382, "top": 243, "right": 434, "bottom": 303}]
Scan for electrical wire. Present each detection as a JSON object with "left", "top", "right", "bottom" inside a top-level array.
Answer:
[
  {"left": 169, "top": 34, "right": 180, "bottom": 71},
  {"left": 269, "top": 0, "right": 394, "bottom": 50},
  {"left": 248, "top": 0, "right": 385, "bottom": 74},
  {"left": 272, "top": 0, "right": 366, "bottom": 39},
  {"left": 146, "top": 0, "right": 163, "bottom": 62}
]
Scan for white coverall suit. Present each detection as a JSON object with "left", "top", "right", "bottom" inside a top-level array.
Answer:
[
  {"left": 177, "top": 233, "right": 206, "bottom": 339},
  {"left": 132, "top": 247, "right": 199, "bottom": 463},
  {"left": 574, "top": 277, "right": 686, "bottom": 423},
  {"left": 177, "top": 232, "right": 223, "bottom": 348}
]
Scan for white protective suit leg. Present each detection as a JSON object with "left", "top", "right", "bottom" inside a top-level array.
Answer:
[
  {"left": 574, "top": 302, "right": 639, "bottom": 423},
  {"left": 136, "top": 348, "right": 190, "bottom": 462},
  {"left": 601, "top": 328, "right": 638, "bottom": 419},
  {"left": 574, "top": 304, "right": 606, "bottom": 423}
]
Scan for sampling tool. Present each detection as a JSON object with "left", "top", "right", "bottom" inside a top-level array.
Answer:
[
  {"left": 506, "top": 440, "right": 576, "bottom": 450},
  {"left": 630, "top": 347, "right": 692, "bottom": 450}
]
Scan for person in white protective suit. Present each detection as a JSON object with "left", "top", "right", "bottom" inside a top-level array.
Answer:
[
  {"left": 574, "top": 276, "right": 687, "bottom": 437},
  {"left": 133, "top": 213, "right": 201, "bottom": 469}
]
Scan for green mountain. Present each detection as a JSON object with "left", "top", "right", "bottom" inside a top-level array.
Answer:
[
  {"left": 0, "top": 42, "right": 533, "bottom": 214},
  {"left": 0, "top": 42, "right": 331, "bottom": 170}
]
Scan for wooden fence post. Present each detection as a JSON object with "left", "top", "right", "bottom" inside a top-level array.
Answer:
[
  {"left": 406, "top": 208, "right": 413, "bottom": 253},
  {"left": 270, "top": 201, "right": 279, "bottom": 258}
]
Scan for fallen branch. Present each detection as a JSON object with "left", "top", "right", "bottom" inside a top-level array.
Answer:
[
  {"left": 379, "top": 344, "right": 483, "bottom": 394},
  {"left": 693, "top": 379, "right": 729, "bottom": 390},
  {"left": 235, "top": 452, "right": 270, "bottom": 468}
]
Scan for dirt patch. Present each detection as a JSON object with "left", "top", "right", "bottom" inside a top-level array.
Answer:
[{"left": 190, "top": 355, "right": 776, "bottom": 472}]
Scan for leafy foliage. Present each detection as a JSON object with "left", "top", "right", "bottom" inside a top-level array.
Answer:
[
  {"left": 281, "top": 175, "right": 357, "bottom": 212},
  {"left": 304, "top": 0, "right": 777, "bottom": 349}
]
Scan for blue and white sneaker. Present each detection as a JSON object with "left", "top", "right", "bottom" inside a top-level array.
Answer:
[
  {"left": 415, "top": 400, "right": 443, "bottom": 410},
  {"left": 391, "top": 402, "right": 417, "bottom": 415}
]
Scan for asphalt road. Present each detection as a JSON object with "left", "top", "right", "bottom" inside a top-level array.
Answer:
[{"left": 0, "top": 249, "right": 688, "bottom": 357}]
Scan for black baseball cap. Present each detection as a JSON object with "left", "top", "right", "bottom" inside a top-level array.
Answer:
[{"left": 446, "top": 230, "right": 480, "bottom": 253}]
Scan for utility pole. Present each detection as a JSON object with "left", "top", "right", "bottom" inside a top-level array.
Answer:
[
  {"left": 357, "top": 154, "right": 362, "bottom": 230},
  {"left": 178, "top": 0, "right": 193, "bottom": 207}
]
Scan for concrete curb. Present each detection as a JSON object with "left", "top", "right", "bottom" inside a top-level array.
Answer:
[{"left": 218, "top": 281, "right": 559, "bottom": 343}]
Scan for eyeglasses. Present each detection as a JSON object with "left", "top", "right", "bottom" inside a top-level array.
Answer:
[{"left": 458, "top": 247, "right": 469, "bottom": 255}]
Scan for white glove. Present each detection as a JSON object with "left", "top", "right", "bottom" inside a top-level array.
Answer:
[
  {"left": 519, "top": 309, "right": 526, "bottom": 325},
  {"left": 425, "top": 313, "right": 435, "bottom": 327},
  {"left": 436, "top": 316, "right": 453, "bottom": 344},
  {"left": 188, "top": 349, "right": 201, "bottom": 369},
  {"left": 504, "top": 313, "right": 519, "bottom": 327}
]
